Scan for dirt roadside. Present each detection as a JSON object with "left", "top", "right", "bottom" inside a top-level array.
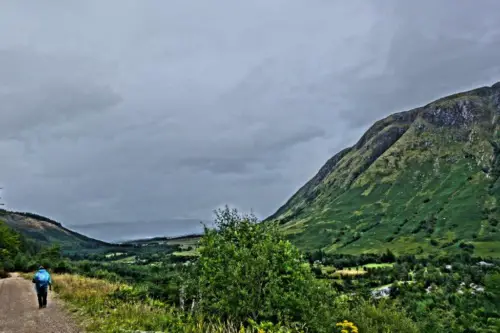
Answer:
[{"left": 0, "top": 273, "right": 81, "bottom": 333}]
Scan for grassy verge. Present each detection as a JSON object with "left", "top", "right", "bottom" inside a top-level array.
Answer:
[{"left": 22, "top": 273, "right": 302, "bottom": 333}]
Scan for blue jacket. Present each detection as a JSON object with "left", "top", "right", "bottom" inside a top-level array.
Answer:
[{"left": 32, "top": 269, "right": 52, "bottom": 292}]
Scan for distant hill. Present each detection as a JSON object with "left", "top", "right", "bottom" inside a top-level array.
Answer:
[
  {"left": 268, "top": 82, "right": 500, "bottom": 257},
  {"left": 121, "top": 233, "right": 201, "bottom": 247},
  {"left": 70, "top": 218, "right": 209, "bottom": 243},
  {"left": 0, "top": 209, "right": 111, "bottom": 251}
]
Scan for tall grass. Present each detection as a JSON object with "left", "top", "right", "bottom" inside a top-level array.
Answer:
[{"left": 41, "top": 274, "right": 303, "bottom": 333}]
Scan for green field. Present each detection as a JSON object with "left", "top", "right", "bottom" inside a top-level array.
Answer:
[
  {"left": 360, "top": 263, "right": 394, "bottom": 269},
  {"left": 172, "top": 250, "right": 198, "bottom": 257}
]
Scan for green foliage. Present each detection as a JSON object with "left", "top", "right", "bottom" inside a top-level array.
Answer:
[
  {"left": 188, "top": 206, "right": 336, "bottom": 329},
  {"left": 6, "top": 198, "right": 500, "bottom": 333},
  {"left": 485, "top": 272, "right": 500, "bottom": 301},
  {"left": 19, "top": 204, "right": 498, "bottom": 333},
  {"left": 0, "top": 219, "right": 21, "bottom": 275},
  {"left": 344, "top": 299, "right": 419, "bottom": 333},
  {"left": 0, "top": 220, "right": 21, "bottom": 257},
  {"left": 0, "top": 220, "right": 77, "bottom": 276}
]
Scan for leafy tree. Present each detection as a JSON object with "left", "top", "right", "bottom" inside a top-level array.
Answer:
[
  {"left": 0, "top": 220, "right": 21, "bottom": 270},
  {"left": 346, "top": 299, "right": 419, "bottom": 333},
  {"left": 39, "top": 243, "right": 62, "bottom": 261},
  {"left": 13, "top": 252, "right": 30, "bottom": 271},
  {"left": 380, "top": 248, "right": 396, "bottom": 263},
  {"left": 0, "top": 221, "right": 20, "bottom": 255},
  {"left": 188, "top": 206, "right": 336, "bottom": 328},
  {"left": 485, "top": 273, "right": 500, "bottom": 302},
  {"left": 0, "top": 220, "right": 22, "bottom": 276}
]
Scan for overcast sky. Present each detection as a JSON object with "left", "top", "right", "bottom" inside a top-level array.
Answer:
[{"left": 1, "top": 0, "right": 500, "bottom": 231}]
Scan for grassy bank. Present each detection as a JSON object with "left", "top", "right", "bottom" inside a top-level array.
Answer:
[{"left": 28, "top": 273, "right": 305, "bottom": 333}]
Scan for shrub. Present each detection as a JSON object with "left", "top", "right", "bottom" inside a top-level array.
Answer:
[
  {"left": 186, "top": 206, "right": 338, "bottom": 330},
  {"left": 0, "top": 269, "right": 9, "bottom": 279},
  {"left": 13, "top": 253, "right": 30, "bottom": 271},
  {"left": 344, "top": 299, "right": 419, "bottom": 333},
  {"left": 51, "top": 259, "right": 75, "bottom": 274},
  {"left": 2, "top": 259, "right": 14, "bottom": 272}
]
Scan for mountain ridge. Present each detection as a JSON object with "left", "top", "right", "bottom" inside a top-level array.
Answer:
[
  {"left": 0, "top": 209, "right": 204, "bottom": 250},
  {"left": 267, "top": 81, "right": 500, "bottom": 257},
  {"left": 0, "top": 209, "right": 112, "bottom": 250}
]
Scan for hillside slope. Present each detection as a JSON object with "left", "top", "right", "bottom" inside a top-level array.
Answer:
[
  {"left": 0, "top": 209, "right": 110, "bottom": 251},
  {"left": 268, "top": 82, "right": 500, "bottom": 257}
]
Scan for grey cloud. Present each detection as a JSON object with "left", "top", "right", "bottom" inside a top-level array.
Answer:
[
  {"left": 331, "top": 0, "right": 500, "bottom": 128},
  {"left": 179, "top": 126, "right": 326, "bottom": 174},
  {"left": 1, "top": 1, "right": 500, "bottom": 240},
  {"left": 180, "top": 157, "right": 253, "bottom": 175},
  {"left": 0, "top": 48, "right": 122, "bottom": 139},
  {"left": 252, "top": 126, "right": 327, "bottom": 153}
]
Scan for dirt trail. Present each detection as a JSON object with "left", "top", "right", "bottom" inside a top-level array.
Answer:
[{"left": 0, "top": 273, "right": 81, "bottom": 333}]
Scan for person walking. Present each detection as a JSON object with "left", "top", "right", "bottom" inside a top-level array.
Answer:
[{"left": 32, "top": 266, "right": 52, "bottom": 309}]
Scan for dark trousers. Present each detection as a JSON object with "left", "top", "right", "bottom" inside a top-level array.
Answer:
[{"left": 37, "top": 287, "right": 48, "bottom": 308}]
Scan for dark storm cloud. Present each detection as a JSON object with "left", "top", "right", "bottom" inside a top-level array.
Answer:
[{"left": 1, "top": 0, "right": 500, "bottom": 240}]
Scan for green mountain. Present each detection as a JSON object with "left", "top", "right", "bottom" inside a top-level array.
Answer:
[
  {"left": 0, "top": 209, "right": 111, "bottom": 251},
  {"left": 268, "top": 82, "right": 500, "bottom": 257}
]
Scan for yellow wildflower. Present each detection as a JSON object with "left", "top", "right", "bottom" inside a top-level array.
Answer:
[{"left": 336, "top": 320, "right": 359, "bottom": 333}]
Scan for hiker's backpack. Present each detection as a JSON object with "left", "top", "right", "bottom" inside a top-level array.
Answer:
[{"left": 35, "top": 270, "right": 50, "bottom": 287}]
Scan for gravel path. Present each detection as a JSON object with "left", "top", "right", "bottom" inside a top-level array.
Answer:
[{"left": 0, "top": 273, "right": 81, "bottom": 333}]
